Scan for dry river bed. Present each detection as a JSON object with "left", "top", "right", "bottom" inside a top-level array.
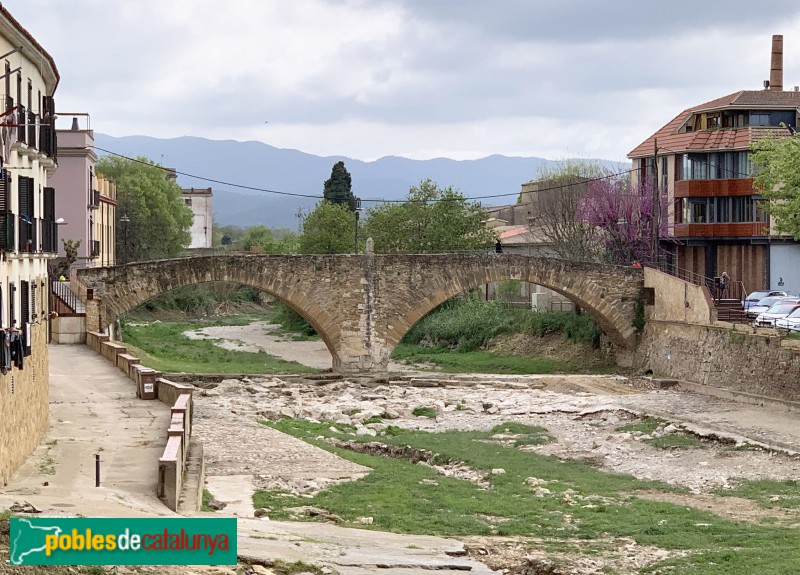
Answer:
[
  {"left": 190, "top": 373, "right": 800, "bottom": 575},
  {"left": 177, "top": 322, "right": 800, "bottom": 573}
]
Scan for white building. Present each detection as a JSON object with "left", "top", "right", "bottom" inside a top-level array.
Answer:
[
  {"left": 182, "top": 187, "right": 212, "bottom": 248},
  {"left": 0, "top": 6, "right": 60, "bottom": 485}
]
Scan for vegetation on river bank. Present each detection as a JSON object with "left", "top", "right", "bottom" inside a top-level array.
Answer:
[{"left": 256, "top": 418, "right": 800, "bottom": 575}]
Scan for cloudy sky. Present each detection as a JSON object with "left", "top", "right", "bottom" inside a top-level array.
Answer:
[{"left": 8, "top": 0, "right": 800, "bottom": 163}]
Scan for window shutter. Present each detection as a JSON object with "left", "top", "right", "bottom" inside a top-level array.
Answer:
[{"left": 20, "top": 280, "right": 29, "bottom": 325}]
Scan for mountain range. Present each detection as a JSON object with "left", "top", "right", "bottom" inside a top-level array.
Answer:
[{"left": 94, "top": 134, "right": 625, "bottom": 229}]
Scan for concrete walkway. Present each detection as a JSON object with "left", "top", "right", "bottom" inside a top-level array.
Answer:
[{"left": 0, "top": 344, "right": 172, "bottom": 516}]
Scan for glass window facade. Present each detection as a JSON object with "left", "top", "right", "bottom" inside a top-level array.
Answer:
[
  {"left": 677, "top": 152, "right": 750, "bottom": 180},
  {"left": 676, "top": 196, "right": 768, "bottom": 224}
]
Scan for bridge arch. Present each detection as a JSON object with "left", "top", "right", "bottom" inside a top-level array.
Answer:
[
  {"left": 375, "top": 255, "right": 643, "bottom": 354},
  {"left": 76, "top": 255, "right": 353, "bottom": 368},
  {"left": 77, "top": 254, "right": 643, "bottom": 374}
]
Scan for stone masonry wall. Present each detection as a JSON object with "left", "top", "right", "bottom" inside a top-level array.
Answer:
[
  {"left": 78, "top": 254, "right": 643, "bottom": 373},
  {"left": 0, "top": 322, "right": 49, "bottom": 486},
  {"left": 635, "top": 321, "right": 800, "bottom": 402}
]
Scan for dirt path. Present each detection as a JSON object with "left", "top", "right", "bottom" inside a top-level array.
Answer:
[{"left": 184, "top": 320, "right": 334, "bottom": 369}]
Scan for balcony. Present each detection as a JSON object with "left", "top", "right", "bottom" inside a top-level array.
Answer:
[
  {"left": 673, "top": 222, "right": 769, "bottom": 238},
  {"left": 674, "top": 178, "right": 755, "bottom": 198},
  {"left": 17, "top": 215, "right": 36, "bottom": 253},
  {"left": 27, "top": 111, "right": 36, "bottom": 149},
  {"left": 16, "top": 104, "right": 26, "bottom": 145}
]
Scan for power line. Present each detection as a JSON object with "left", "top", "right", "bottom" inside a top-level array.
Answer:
[{"left": 90, "top": 145, "right": 636, "bottom": 205}]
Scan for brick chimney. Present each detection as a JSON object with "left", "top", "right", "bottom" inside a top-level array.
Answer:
[{"left": 770, "top": 34, "right": 783, "bottom": 91}]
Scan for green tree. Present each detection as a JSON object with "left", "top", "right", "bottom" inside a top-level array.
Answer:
[
  {"left": 299, "top": 201, "right": 358, "bottom": 254},
  {"left": 364, "top": 179, "right": 495, "bottom": 253},
  {"left": 241, "top": 225, "right": 300, "bottom": 254},
  {"left": 97, "top": 156, "right": 192, "bottom": 262},
  {"left": 323, "top": 161, "right": 358, "bottom": 211},
  {"left": 752, "top": 134, "right": 800, "bottom": 238}
]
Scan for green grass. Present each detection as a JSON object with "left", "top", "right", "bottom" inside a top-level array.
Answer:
[
  {"left": 120, "top": 318, "right": 318, "bottom": 375},
  {"left": 644, "top": 433, "right": 704, "bottom": 450},
  {"left": 391, "top": 343, "right": 614, "bottom": 374},
  {"left": 714, "top": 479, "right": 800, "bottom": 509},
  {"left": 491, "top": 422, "right": 555, "bottom": 446},
  {"left": 617, "top": 416, "right": 664, "bottom": 434},
  {"left": 255, "top": 419, "right": 800, "bottom": 574},
  {"left": 411, "top": 406, "right": 437, "bottom": 418},
  {"left": 201, "top": 489, "right": 215, "bottom": 512}
]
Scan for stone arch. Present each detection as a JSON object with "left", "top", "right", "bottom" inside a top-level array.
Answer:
[
  {"left": 381, "top": 256, "right": 642, "bottom": 353},
  {"left": 78, "top": 256, "right": 344, "bottom": 366}
]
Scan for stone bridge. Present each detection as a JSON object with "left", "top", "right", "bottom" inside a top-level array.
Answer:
[{"left": 76, "top": 254, "right": 644, "bottom": 374}]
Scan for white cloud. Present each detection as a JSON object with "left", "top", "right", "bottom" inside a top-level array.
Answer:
[{"left": 8, "top": 0, "right": 800, "bottom": 161}]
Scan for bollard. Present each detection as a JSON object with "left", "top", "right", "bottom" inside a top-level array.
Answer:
[{"left": 95, "top": 453, "right": 100, "bottom": 487}]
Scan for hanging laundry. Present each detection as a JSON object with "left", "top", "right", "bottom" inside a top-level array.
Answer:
[{"left": 0, "top": 329, "right": 10, "bottom": 374}]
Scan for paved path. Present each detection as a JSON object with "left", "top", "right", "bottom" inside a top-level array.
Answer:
[{"left": 0, "top": 344, "right": 172, "bottom": 516}]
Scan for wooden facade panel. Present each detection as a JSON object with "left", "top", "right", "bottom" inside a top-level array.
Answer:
[
  {"left": 674, "top": 223, "right": 768, "bottom": 237},
  {"left": 677, "top": 246, "right": 706, "bottom": 280},
  {"left": 675, "top": 178, "right": 755, "bottom": 197},
  {"left": 717, "top": 244, "right": 766, "bottom": 294}
]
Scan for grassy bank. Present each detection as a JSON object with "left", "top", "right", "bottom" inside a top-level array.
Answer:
[
  {"left": 120, "top": 316, "right": 317, "bottom": 375},
  {"left": 255, "top": 419, "right": 800, "bottom": 574},
  {"left": 392, "top": 299, "right": 611, "bottom": 373}
]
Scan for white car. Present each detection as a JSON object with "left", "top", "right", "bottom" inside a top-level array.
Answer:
[
  {"left": 775, "top": 308, "right": 800, "bottom": 332},
  {"left": 754, "top": 302, "right": 800, "bottom": 328},
  {"left": 746, "top": 296, "right": 799, "bottom": 320}
]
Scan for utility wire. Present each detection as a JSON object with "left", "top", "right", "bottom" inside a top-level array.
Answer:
[{"left": 90, "top": 145, "right": 637, "bottom": 205}]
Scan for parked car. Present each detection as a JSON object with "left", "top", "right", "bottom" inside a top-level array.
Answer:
[
  {"left": 746, "top": 296, "right": 797, "bottom": 319},
  {"left": 754, "top": 301, "right": 800, "bottom": 328},
  {"left": 742, "top": 290, "right": 788, "bottom": 311},
  {"left": 775, "top": 307, "right": 800, "bottom": 332}
]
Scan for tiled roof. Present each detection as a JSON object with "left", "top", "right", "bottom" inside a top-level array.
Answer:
[{"left": 629, "top": 90, "right": 800, "bottom": 159}]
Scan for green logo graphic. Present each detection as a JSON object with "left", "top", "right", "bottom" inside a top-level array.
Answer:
[{"left": 10, "top": 517, "right": 237, "bottom": 565}]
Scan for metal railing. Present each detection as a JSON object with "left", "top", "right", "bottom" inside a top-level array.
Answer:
[
  {"left": 50, "top": 279, "right": 85, "bottom": 315},
  {"left": 651, "top": 260, "right": 746, "bottom": 303}
]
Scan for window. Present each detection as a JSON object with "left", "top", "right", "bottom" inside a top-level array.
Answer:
[
  {"left": 707, "top": 113, "right": 721, "bottom": 129},
  {"left": 678, "top": 152, "right": 750, "bottom": 180},
  {"left": 184, "top": 198, "right": 193, "bottom": 207},
  {"left": 9, "top": 281, "right": 16, "bottom": 327},
  {"left": 715, "top": 197, "right": 730, "bottom": 223},
  {"left": 750, "top": 112, "right": 770, "bottom": 126},
  {"left": 20, "top": 280, "right": 29, "bottom": 325}
]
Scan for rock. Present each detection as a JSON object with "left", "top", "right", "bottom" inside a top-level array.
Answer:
[
  {"left": 382, "top": 408, "right": 401, "bottom": 420},
  {"left": 491, "top": 468, "right": 506, "bottom": 475},
  {"left": 532, "top": 487, "right": 551, "bottom": 497},
  {"left": 356, "top": 427, "right": 377, "bottom": 437},
  {"left": 207, "top": 498, "right": 227, "bottom": 511},
  {"left": 253, "top": 508, "right": 270, "bottom": 518},
  {"left": 487, "top": 405, "right": 499, "bottom": 414},
  {"left": 663, "top": 424, "right": 679, "bottom": 434},
  {"left": 355, "top": 516, "right": 374, "bottom": 524}
]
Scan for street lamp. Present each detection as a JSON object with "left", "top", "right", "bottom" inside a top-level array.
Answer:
[
  {"left": 354, "top": 198, "right": 362, "bottom": 253},
  {"left": 119, "top": 214, "right": 130, "bottom": 265}
]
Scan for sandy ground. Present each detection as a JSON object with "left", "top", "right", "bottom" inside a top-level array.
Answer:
[{"left": 184, "top": 321, "right": 334, "bottom": 369}]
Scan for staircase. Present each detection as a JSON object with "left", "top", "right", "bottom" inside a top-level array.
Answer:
[
  {"left": 177, "top": 438, "right": 205, "bottom": 514},
  {"left": 50, "top": 280, "right": 86, "bottom": 314},
  {"left": 715, "top": 298, "right": 747, "bottom": 322}
]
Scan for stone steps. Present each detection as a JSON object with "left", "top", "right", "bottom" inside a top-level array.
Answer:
[{"left": 177, "top": 438, "right": 205, "bottom": 515}]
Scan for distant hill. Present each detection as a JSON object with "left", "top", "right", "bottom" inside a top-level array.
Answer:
[{"left": 94, "top": 134, "right": 626, "bottom": 228}]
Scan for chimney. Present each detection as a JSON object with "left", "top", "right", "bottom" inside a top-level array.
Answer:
[
  {"left": 770, "top": 34, "right": 783, "bottom": 91},
  {"left": 70, "top": 117, "right": 79, "bottom": 130}
]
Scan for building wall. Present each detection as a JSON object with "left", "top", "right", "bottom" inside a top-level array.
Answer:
[
  {"left": 770, "top": 244, "right": 800, "bottom": 296},
  {"left": 48, "top": 128, "right": 95, "bottom": 263},
  {"left": 0, "top": 7, "right": 58, "bottom": 485},
  {"left": 182, "top": 189, "right": 212, "bottom": 249},
  {"left": 95, "top": 175, "right": 116, "bottom": 267}
]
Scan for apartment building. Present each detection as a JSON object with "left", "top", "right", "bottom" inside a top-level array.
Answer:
[
  {"left": 48, "top": 114, "right": 117, "bottom": 268},
  {"left": 629, "top": 35, "right": 800, "bottom": 294},
  {"left": 0, "top": 6, "right": 60, "bottom": 485}
]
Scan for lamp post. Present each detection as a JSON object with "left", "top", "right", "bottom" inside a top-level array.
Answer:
[
  {"left": 354, "top": 198, "right": 362, "bottom": 253},
  {"left": 119, "top": 214, "right": 130, "bottom": 265}
]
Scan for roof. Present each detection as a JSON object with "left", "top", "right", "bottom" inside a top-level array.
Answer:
[
  {"left": 628, "top": 90, "right": 800, "bottom": 158},
  {"left": 495, "top": 224, "right": 551, "bottom": 245},
  {"left": 0, "top": 5, "right": 60, "bottom": 92}
]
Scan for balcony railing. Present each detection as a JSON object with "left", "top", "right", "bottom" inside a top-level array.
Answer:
[
  {"left": 16, "top": 104, "right": 25, "bottom": 144},
  {"left": 27, "top": 111, "right": 36, "bottom": 149},
  {"left": 18, "top": 215, "right": 35, "bottom": 253},
  {"left": 41, "top": 218, "right": 57, "bottom": 253}
]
